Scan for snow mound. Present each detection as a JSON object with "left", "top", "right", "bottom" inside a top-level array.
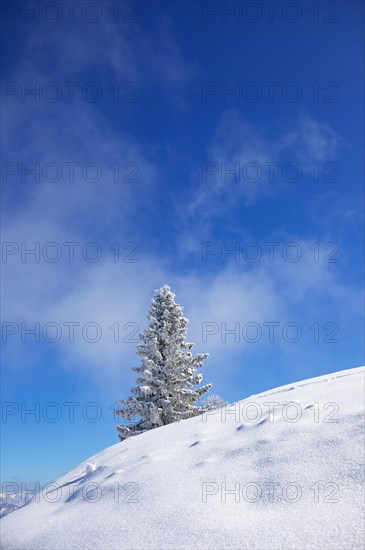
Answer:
[
  {"left": 1, "top": 366, "right": 364, "bottom": 549},
  {"left": 85, "top": 462, "right": 97, "bottom": 474}
]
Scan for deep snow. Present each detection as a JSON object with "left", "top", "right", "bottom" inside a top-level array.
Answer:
[{"left": 1, "top": 366, "right": 364, "bottom": 549}]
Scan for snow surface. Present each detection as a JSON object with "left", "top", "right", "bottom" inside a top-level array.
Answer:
[{"left": 1, "top": 366, "right": 364, "bottom": 549}]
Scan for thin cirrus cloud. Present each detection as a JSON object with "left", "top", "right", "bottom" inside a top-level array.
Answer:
[
  {"left": 279, "top": 115, "right": 345, "bottom": 163},
  {"left": 188, "top": 110, "right": 344, "bottom": 215}
]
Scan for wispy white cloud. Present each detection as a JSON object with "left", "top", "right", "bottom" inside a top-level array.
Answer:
[
  {"left": 279, "top": 115, "right": 344, "bottom": 163},
  {"left": 187, "top": 111, "right": 345, "bottom": 218}
]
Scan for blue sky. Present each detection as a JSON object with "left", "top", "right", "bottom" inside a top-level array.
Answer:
[{"left": 1, "top": 0, "right": 364, "bottom": 486}]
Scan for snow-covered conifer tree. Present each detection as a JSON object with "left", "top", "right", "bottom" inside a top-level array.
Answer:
[{"left": 115, "top": 285, "right": 211, "bottom": 440}]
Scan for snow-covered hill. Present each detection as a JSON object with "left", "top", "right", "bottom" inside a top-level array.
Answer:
[{"left": 1, "top": 367, "right": 364, "bottom": 549}]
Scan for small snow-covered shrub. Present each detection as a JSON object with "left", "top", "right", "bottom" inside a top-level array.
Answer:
[{"left": 201, "top": 394, "right": 228, "bottom": 411}]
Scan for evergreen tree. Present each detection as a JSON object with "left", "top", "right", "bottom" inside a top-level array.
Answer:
[{"left": 115, "top": 285, "right": 211, "bottom": 440}]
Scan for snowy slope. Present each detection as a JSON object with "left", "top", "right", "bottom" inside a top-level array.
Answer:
[{"left": 1, "top": 367, "right": 364, "bottom": 550}]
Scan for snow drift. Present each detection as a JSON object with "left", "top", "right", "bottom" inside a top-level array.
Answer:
[{"left": 1, "top": 366, "right": 364, "bottom": 549}]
